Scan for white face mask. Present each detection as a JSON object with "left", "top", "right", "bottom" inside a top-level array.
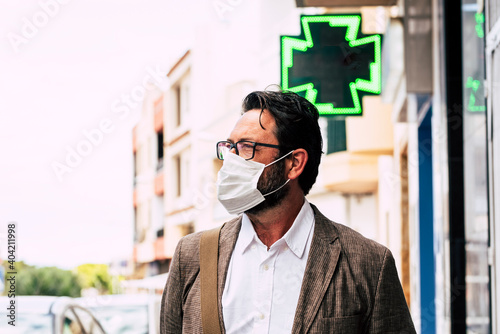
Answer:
[{"left": 216, "top": 150, "right": 294, "bottom": 215}]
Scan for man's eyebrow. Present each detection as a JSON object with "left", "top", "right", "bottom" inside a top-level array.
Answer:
[
  {"left": 237, "top": 137, "right": 254, "bottom": 142},
  {"left": 227, "top": 137, "right": 254, "bottom": 143}
]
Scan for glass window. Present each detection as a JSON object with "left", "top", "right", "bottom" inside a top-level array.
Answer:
[
  {"left": 326, "top": 118, "right": 347, "bottom": 154},
  {"left": 173, "top": 74, "right": 190, "bottom": 128},
  {"left": 462, "top": 1, "right": 490, "bottom": 333},
  {"left": 175, "top": 155, "right": 182, "bottom": 197}
]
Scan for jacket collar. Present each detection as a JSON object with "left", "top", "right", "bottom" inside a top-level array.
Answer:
[{"left": 291, "top": 204, "right": 341, "bottom": 333}]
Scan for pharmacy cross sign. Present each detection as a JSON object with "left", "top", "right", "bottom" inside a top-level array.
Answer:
[{"left": 281, "top": 15, "right": 382, "bottom": 116}]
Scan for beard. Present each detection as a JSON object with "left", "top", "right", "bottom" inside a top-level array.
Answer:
[{"left": 245, "top": 155, "right": 289, "bottom": 215}]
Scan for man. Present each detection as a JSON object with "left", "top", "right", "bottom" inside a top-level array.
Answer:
[{"left": 161, "top": 90, "right": 416, "bottom": 333}]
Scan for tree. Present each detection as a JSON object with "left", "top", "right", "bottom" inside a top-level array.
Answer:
[
  {"left": 15, "top": 266, "right": 82, "bottom": 297},
  {"left": 76, "top": 264, "right": 113, "bottom": 294}
]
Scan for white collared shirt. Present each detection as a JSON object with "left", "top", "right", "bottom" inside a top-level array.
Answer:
[{"left": 222, "top": 200, "right": 315, "bottom": 334}]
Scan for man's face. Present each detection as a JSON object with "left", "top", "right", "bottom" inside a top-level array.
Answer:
[
  {"left": 228, "top": 109, "right": 279, "bottom": 164},
  {"left": 227, "top": 109, "right": 290, "bottom": 214}
]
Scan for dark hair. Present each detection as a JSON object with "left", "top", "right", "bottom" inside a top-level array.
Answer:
[{"left": 242, "top": 89, "right": 323, "bottom": 195}]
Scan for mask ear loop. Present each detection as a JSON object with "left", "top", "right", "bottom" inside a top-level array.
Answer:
[
  {"left": 262, "top": 150, "right": 294, "bottom": 197},
  {"left": 265, "top": 150, "right": 294, "bottom": 167}
]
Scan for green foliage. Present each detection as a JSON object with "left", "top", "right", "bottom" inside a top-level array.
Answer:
[
  {"left": 14, "top": 266, "right": 82, "bottom": 297},
  {"left": 76, "top": 263, "right": 113, "bottom": 294},
  {"left": 2, "top": 261, "right": 115, "bottom": 297},
  {"left": 3, "top": 260, "right": 31, "bottom": 272}
]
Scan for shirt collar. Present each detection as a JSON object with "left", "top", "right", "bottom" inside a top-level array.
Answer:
[
  {"left": 237, "top": 214, "right": 257, "bottom": 254},
  {"left": 281, "top": 199, "right": 314, "bottom": 258},
  {"left": 238, "top": 199, "right": 314, "bottom": 258}
]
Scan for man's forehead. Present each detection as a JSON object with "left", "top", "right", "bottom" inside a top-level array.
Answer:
[{"left": 228, "top": 109, "right": 277, "bottom": 141}]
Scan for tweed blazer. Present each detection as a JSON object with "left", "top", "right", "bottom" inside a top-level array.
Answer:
[{"left": 160, "top": 204, "right": 416, "bottom": 334}]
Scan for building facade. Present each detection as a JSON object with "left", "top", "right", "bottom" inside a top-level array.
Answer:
[{"left": 132, "top": 84, "right": 168, "bottom": 278}]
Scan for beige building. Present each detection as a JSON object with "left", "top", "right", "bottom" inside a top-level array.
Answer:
[{"left": 132, "top": 84, "right": 167, "bottom": 278}]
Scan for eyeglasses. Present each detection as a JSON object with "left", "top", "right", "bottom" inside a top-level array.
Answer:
[{"left": 216, "top": 140, "right": 283, "bottom": 160}]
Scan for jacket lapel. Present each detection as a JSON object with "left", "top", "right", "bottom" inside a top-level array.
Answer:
[
  {"left": 292, "top": 205, "right": 341, "bottom": 334},
  {"left": 216, "top": 217, "right": 242, "bottom": 334}
]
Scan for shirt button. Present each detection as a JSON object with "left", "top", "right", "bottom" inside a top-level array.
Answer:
[
  {"left": 259, "top": 314, "right": 265, "bottom": 320},
  {"left": 263, "top": 264, "right": 269, "bottom": 271},
  {"left": 251, "top": 245, "right": 256, "bottom": 250}
]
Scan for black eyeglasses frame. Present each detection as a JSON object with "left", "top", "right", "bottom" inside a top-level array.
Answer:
[{"left": 216, "top": 140, "right": 285, "bottom": 161}]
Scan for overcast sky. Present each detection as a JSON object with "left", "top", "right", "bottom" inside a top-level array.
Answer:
[{"left": 0, "top": 0, "right": 209, "bottom": 269}]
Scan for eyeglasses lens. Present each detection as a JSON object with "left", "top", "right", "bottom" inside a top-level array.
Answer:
[
  {"left": 218, "top": 142, "right": 230, "bottom": 160},
  {"left": 236, "top": 142, "right": 254, "bottom": 160}
]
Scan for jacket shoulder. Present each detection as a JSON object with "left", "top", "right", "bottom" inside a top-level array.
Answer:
[
  {"left": 177, "top": 230, "right": 203, "bottom": 260},
  {"left": 333, "top": 221, "right": 389, "bottom": 264},
  {"left": 311, "top": 204, "right": 390, "bottom": 276},
  {"left": 175, "top": 216, "right": 241, "bottom": 269},
  {"left": 311, "top": 203, "right": 389, "bottom": 263}
]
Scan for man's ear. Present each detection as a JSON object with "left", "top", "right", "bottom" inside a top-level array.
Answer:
[{"left": 287, "top": 149, "right": 308, "bottom": 180}]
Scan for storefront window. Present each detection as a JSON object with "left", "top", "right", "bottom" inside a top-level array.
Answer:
[{"left": 462, "top": 1, "right": 490, "bottom": 332}]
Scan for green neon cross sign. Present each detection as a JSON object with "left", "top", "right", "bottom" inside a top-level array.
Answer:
[{"left": 281, "top": 15, "right": 382, "bottom": 116}]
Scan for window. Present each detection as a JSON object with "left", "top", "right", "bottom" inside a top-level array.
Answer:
[
  {"left": 133, "top": 152, "right": 137, "bottom": 185},
  {"left": 157, "top": 132, "right": 164, "bottom": 170},
  {"left": 135, "top": 203, "right": 146, "bottom": 243},
  {"left": 175, "top": 85, "right": 182, "bottom": 126},
  {"left": 173, "top": 149, "right": 190, "bottom": 198},
  {"left": 153, "top": 194, "right": 164, "bottom": 232},
  {"left": 172, "top": 72, "right": 190, "bottom": 127},
  {"left": 326, "top": 118, "right": 347, "bottom": 154},
  {"left": 157, "top": 132, "right": 164, "bottom": 160},
  {"left": 175, "top": 155, "right": 182, "bottom": 197},
  {"left": 462, "top": 4, "right": 490, "bottom": 332}
]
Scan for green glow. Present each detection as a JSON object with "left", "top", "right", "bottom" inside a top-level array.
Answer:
[
  {"left": 475, "top": 13, "right": 485, "bottom": 39},
  {"left": 466, "top": 77, "right": 486, "bottom": 112},
  {"left": 281, "top": 15, "right": 382, "bottom": 116}
]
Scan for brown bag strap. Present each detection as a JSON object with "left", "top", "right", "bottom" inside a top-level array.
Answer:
[{"left": 200, "top": 225, "right": 223, "bottom": 334}]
